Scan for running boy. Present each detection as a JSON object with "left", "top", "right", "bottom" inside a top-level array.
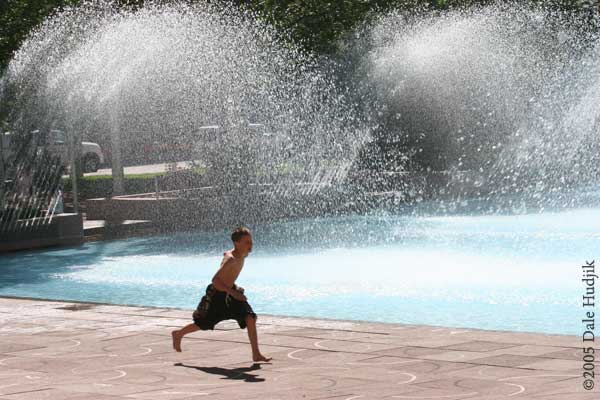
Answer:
[{"left": 171, "top": 226, "right": 272, "bottom": 362}]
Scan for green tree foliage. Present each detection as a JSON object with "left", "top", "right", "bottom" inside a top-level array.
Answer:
[
  {"left": 0, "top": 0, "right": 80, "bottom": 71},
  {"left": 2, "top": 1, "right": 598, "bottom": 70},
  {"left": 247, "top": 1, "right": 598, "bottom": 55}
]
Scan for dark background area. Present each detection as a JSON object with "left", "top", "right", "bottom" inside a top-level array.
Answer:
[
  {"left": 1, "top": 0, "right": 598, "bottom": 170},
  {"left": 2, "top": 1, "right": 598, "bottom": 73}
]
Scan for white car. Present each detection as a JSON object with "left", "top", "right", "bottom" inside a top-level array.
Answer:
[{"left": 1, "top": 129, "right": 105, "bottom": 173}]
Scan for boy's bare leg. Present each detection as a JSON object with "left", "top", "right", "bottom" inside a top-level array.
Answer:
[
  {"left": 172, "top": 323, "right": 200, "bottom": 352},
  {"left": 245, "top": 315, "right": 271, "bottom": 362}
]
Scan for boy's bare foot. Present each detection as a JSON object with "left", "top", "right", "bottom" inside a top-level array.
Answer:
[
  {"left": 252, "top": 353, "right": 272, "bottom": 362},
  {"left": 172, "top": 330, "right": 182, "bottom": 352}
]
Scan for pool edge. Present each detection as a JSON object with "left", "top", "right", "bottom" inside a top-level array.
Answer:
[{"left": 0, "top": 294, "right": 579, "bottom": 339}]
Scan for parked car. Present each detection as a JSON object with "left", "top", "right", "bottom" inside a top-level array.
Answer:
[{"left": 1, "top": 130, "right": 105, "bottom": 173}]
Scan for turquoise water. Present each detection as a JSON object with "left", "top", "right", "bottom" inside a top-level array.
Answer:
[{"left": 1, "top": 201, "right": 598, "bottom": 335}]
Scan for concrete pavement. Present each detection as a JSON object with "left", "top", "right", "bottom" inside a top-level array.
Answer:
[
  {"left": 85, "top": 160, "right": 198, "bottom": 177},
  {"left": 0, "top": 297, "right": 592, "bottom": 399}
]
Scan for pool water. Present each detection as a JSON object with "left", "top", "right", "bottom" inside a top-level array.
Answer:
[{"left": 1, "top": 202, "right": 598, "bottom": 335}]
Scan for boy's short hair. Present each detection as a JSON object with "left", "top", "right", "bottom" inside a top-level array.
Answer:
[{"left": 231, "top": 226, "right": 251, "bottom": 242}]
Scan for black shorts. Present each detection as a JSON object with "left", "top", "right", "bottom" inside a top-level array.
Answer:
[{"left": 192, "top": 283, "right": 257, "bottom": 330}]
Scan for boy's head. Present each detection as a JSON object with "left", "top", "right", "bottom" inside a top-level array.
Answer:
[{"left": 231, "top": 226, "right": 252, "bottom": 254}]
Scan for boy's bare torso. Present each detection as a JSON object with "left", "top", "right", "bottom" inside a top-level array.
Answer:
[{"left": 213, "top": 250, "right": 244, "bottom": 289}]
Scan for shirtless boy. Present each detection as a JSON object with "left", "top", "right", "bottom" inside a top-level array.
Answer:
[{"left": 171, "top": 227, "right": 272, "bottom": 362}]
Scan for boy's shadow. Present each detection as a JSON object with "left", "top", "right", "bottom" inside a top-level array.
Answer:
[{"left": 174, "top": 362, "right": 267, "bottom": 382}]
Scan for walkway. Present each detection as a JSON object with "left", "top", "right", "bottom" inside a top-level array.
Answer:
[{"left": 0, "top": 297, "right": 590, "bottom": 399}]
